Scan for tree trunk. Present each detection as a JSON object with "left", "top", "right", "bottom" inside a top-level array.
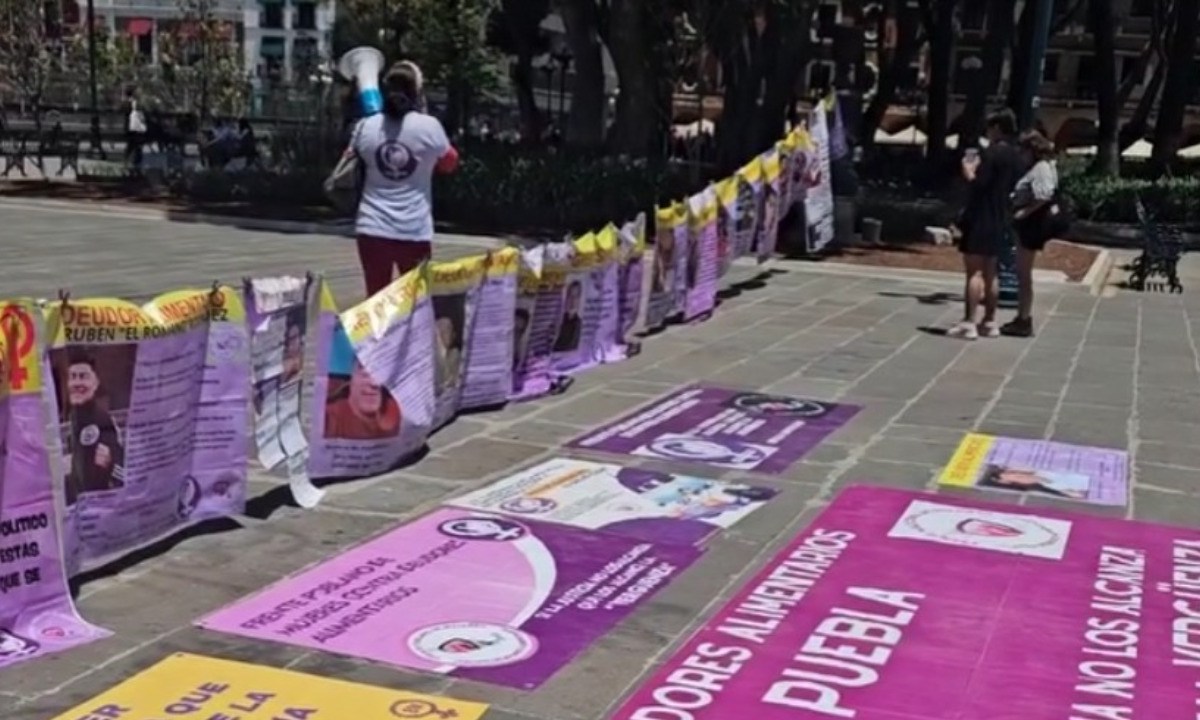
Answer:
[
  {"left": 862, "top": 0, "right": 920, "bottom": 153},
  {"left": 959, "top": 0, "right": 1014, "bottom": 150},
  {"left": 558, "top": 0, "right": 606, "bottom": 148},
  {"left": 1006, "top": 0, "right": 1037, "bottom": 111},
  {"left": 1088, "top": 0, "right": 1119, "bottom": 175},
  {"left": 925, "top": 0, "right": 957, "bottom": 168},
  {"left": 509, "top": 51, "right": 543, "bottom": 145},
  {"left": 1151, "top": 0, "right": 1199, "bottom": 174},
  {"left": 606, "top": 0, "right": 660, "bottom": 156}
]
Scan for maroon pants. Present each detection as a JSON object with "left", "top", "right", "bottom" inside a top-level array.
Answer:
[{"left": 356, "top": 235, "right": 432, "bottom": 296}]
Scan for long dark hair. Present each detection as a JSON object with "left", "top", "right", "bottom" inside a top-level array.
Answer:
[{"left": 382, "top": 62, "right": 421, "bottom": 120}]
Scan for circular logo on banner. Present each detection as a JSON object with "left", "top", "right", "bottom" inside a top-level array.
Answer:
[
  {"left": 376, "top": 140, "right": 419, "bottom": 181},
  {"left": 901, "top": 507, "right": 1063, "bottom": 553},
  {"left": 177, "top": 476, "right": 202, "bottom": 518},
  {"left": 500, "top": 497, "right": 557, "bottom": 515},
  {"left": 79, "top": 424, "right": 100, "bottom": 447},
  {"left": 645, "top": 437, "right": 769, "bottom": 466},
  {"left": 731, "top": 393, "right": 828, "bottom": 418},
  {"left": 389, "top": 699, "right": 456, "bottom": 718},
  {"left": 436, "top": 517, "right": 528, "bottom": 542},
  {"left": 408, "top": 622, "right": 537, "bottom": 667}
]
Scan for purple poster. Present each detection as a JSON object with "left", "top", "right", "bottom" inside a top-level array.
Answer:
[
  {"left": 552, "top": 230, "right": 621, "bottom": 376},
  {"left": 45, "top": 287, "right": 249, "bottom": 572},
  {"left": 512, "top": 245, "right": 567, "bottom": 401},
  {"left": 732, "top": 161, "right": 762, "bottom": 261},
  {"left": 461, "top": 247, "right": 518, "bottom": 410},
  {"left": 568, "top": 386, "right": 861, "bottom": 474},
  {"left": 645, "top": 204, "right": 688, "bottom": 332},
  {"left": 715, "top": 178, "right": 739, "bottom": 278},
  {"left": 612, "top": 485, "right": 1200, "bottom": 719},
  {"left": 755, "top": 149, "right": 782, "bottom": 263},
  {"left": 683, "top": 187, "right": 720, "bottom": 321},
  {"left": 1, "top": 300, "right": 109, "bottom": 668},
  {"left": 431, "top": 256, "right": 485, "bottom": 430},
  {"left": 615, "top": 214, "right": 647, "bottom": 352},
  {"left": 308, "top": 271, "right": 435, "bottom": 479},
  {"left": 199, "top": 506, "right": 700, "bottom": 689}
]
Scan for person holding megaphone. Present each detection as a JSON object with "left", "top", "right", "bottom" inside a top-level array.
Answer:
[{"left": 328, "top": 49, "right": 460, "bottom": 296}]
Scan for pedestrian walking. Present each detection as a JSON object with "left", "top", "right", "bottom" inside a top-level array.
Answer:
[
  {"left": 124, "top": 91, "right": 147, "bottom": 174},
  {"left": 1002, "top": 130, "right": 1063, "bottom": 338},
  {"left": 948, "top": 109, "right": 1022, "bottom": 340}
]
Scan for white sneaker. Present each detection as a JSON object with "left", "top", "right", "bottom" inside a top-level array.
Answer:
[
  {"left": 978, "top": 321, "right": 1000, "bottom": 338},
  {"left": 947, "top": 321, "right": 978, "bottom": 340}
]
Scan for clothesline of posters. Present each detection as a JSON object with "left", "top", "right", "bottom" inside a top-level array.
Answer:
[{"left": 0, "top": 100, "right": 843, "bottom": 671}]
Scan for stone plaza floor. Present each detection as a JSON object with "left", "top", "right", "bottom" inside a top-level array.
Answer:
[{"left": 3, "top": 200, "right": 1200, "bottom": 718}]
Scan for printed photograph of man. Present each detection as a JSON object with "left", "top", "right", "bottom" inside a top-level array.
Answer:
[
  {"left": 553, "top": 281, "right": 583, "bottom": 353},
  {"left": 323, "top": 326, "right": 402, "bottom": 440},
  {"left": 734, "top": 180, "right": 758, "bottom": 242},
  {"left": 432, "top": 295, "right": 466, "bottom": 397},
  {"left": 52, "top": 346, "right": 135, "bottom": 506},
  {"left": 652, "top": 227, "right": 676, "bottom": 295},
  {"left": 758, "top": 187, "right": 778, "bottom": 250},
  {"left": 512, "top": 307, "right": 532, "bottom": 371},
  {"left": 281, "top": 307, "right": 306, "bottom": 385}
]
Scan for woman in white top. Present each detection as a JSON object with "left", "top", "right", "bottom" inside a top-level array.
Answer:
[
  {"left": 1001, "top": 130, "right": 1060, "bottom": 338},
  {"left": 343, "top": 61, "right": 460, "bottom": 295}
]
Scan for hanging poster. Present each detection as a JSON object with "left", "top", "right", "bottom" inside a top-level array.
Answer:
[
  {"left": 615, "top": 213, "right": 647, "bottom": 351},
  {"left": 430, "top": 255, "right": 485, "bottom": 429},
  {"left": 805, "top": 106, "right": 836, "bottom": 253},
  {"left": 828, "top": 92, "right": 851, "bottom": 161},
  {"left": 568, "top": 385, "right": 861, "bottom": 474},
  {"left": 199, "top": 507, "right": 700, "bottom": 689},
  {"left": 461, "top": 247, "right": 518, "bottom": 411},
  {"left": 714, "top": 178, "right": 738, "bottom": 278},
  {"left": 552, "top": 229, "right": 621, "bottom": 375},
  {"left": 246, "top": 276, "right": 323, "bottom": 508},
  {"left": 447, "top": 457, "right": 778, "bottom": 546},
  {"left": 784, "top": 124, "right": 816, "bottom": 210},
  {"left": 0, "top": 299, "right": 109, "bottom": 669},
  {"left": 732, "top": 160, "right": 762, "bottom": 261},
  {"left": 755, "top": 149, "right": 783, "bottom": 263},
  {"left": 645, "top": 203, "right": 688, "bottom": 332},
  {"left": 45, "top": 286, "right": 249, "bottom": 571},
  {"left": 512, "top": 244, "right": 567, "bottom": 400},
  {"left": 48, "top": 652, "right": 490, "bottom": 720},
  {"left": 684, "top": 186, "right": 720, "bottom": 320},
  {"left": 938, "top": 433, "right": 1129, "bottom": 506},
  {"left": 307, "top": 270, "right": 435, "bottom": 479}
]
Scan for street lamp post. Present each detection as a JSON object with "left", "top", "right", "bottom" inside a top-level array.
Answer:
[{"left": 85, "top": 0, "right": 103, "bottom": 157}]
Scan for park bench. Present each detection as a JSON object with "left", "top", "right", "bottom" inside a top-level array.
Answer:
[
  {"left": 1127, "top": 197, "right": 1185, "bottom": 293},
  {"left": 1, "top": 130, "right": 31, "bottom": 177}
]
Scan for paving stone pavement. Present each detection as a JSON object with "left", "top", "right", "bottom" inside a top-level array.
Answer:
[{"left": 3, "top": 202, "right": 1199, "bottom": 718}]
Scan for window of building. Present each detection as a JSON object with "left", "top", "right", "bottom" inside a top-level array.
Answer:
[
  {"left": 1042, "top": 53, "right": 1059, "bottom": 83},
  {"left": 953, "top": 52, "right": 982, "bottom": 94},
  {"left": 294, "top": 37, "right": 318, "bottom": 76},
  {"left": 816, "top": 3, "right": 839, "bottom": 39},
  {"left": 261, "top": 1, "right": 284, "bottom": 29},
  {"left": 260, "top": 36, "right": 285, "bottom": 80},
  {"left": 294, "top": 1, "right": 316, "bottom": 30},
  {"left": 1119, "top": 56, "right": 1139, "bottom": 85},
  {"left": 1130, "top": 0, "right": 1155, "bottom": 17},
  {"left": 961, "top": 2, "right": 985, "bottom": 30},
  {"left": 1075, "top": 54, "right": 1096, "bottom": 98}
]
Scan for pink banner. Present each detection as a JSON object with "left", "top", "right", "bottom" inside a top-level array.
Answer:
[{"left": 611, "top": 485, "right": 1200, "bottom": 720}]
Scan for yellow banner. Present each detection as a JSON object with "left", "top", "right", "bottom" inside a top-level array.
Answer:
[
  {"left": 46, "top": 286, "right": 246, "bottom": 345},
  {"left": 431, "top": 253, "right": 487, "bottom": 294},
  {"left": 0, "top": 299, "right": 43, "bottom": 395},
  {"left": 688, "top": 186, "right": 719, "bottom": 227},
  {"left": 342, "top": 263, "right": 430, "bottom": 344},
  {"left": 49, "top": 652, "right": 489, "bottom": 720},
  {"left": 938, "top": 433, "right": 996, "bottom": 487},
  {"left": 487, "top": 246, "right": 520, "bottom": 276},
  {"left": 761, "top": 149, "right": 782, "bottom": 181}
]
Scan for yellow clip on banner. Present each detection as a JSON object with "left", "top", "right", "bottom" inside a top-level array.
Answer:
[{"left": 53, "top": 652, "right": 490, "bottom": 720}]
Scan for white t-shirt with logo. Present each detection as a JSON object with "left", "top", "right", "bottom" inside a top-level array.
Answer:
[{"left": 352, "top": 112, "right": 451, "bottom": 242}]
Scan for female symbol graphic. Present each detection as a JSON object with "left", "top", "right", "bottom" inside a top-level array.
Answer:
[{"left": 389, "top": 699, "right": 459, "bottom": 719}]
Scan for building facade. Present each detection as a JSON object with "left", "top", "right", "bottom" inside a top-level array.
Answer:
[{"left": 79, "top": 0, "right": 334, "bottom": 86}]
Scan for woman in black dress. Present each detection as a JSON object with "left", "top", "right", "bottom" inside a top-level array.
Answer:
[{"left": 949, "top": 110, "right": 1022, "bottom": 340}]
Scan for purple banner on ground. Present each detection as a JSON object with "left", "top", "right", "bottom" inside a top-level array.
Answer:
[
  {"left": 615, "top": 214, "right": 647, "bottom": 351},
  {"left": 645, "top": 204, "right": 688, "bottom": 332},
  {"left": 246, "top": 276, "right": 323, "bottom": 508},
  {"left": 512, "top": 245, "right": 565, "bottom": 400},
  {"left": 198, "top": 506, "right": 700, "bottom": 689},
  {"left": 939, "top": 433, "right": 1130, "bottom": 506},
  {"left": 684, "top": 187, "right": 720, "bottom": 321},
  {"left": 461, "top": 248, "right": 518, "bottom": 410},
  {"left": 308, "top": 271, "right": 436, "bottom": 479},
  {"left": 568, "top": 386, "right": 861, "bottom": 474},
  {"left": 431, "top": 256, "right": 485, "bottom": 429},
  {"left": 448, "top": 457, "right": 777, "bottom": 547},
  {"left": 45, "top": 287, "right": 249, "bottom": 572},
  {"left": 611, "top": 486, "right": 1200, "bottom": 719},
  {"left": 552, "top": 230, "right": 621, "bottom": 375},
  {"left": 1, "top": 299, "right": 109, "bottom": 669}
]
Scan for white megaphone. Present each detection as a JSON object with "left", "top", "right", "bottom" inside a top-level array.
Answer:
[{"left": 337, "top": 46, "right": 386, "bottom": 117}]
